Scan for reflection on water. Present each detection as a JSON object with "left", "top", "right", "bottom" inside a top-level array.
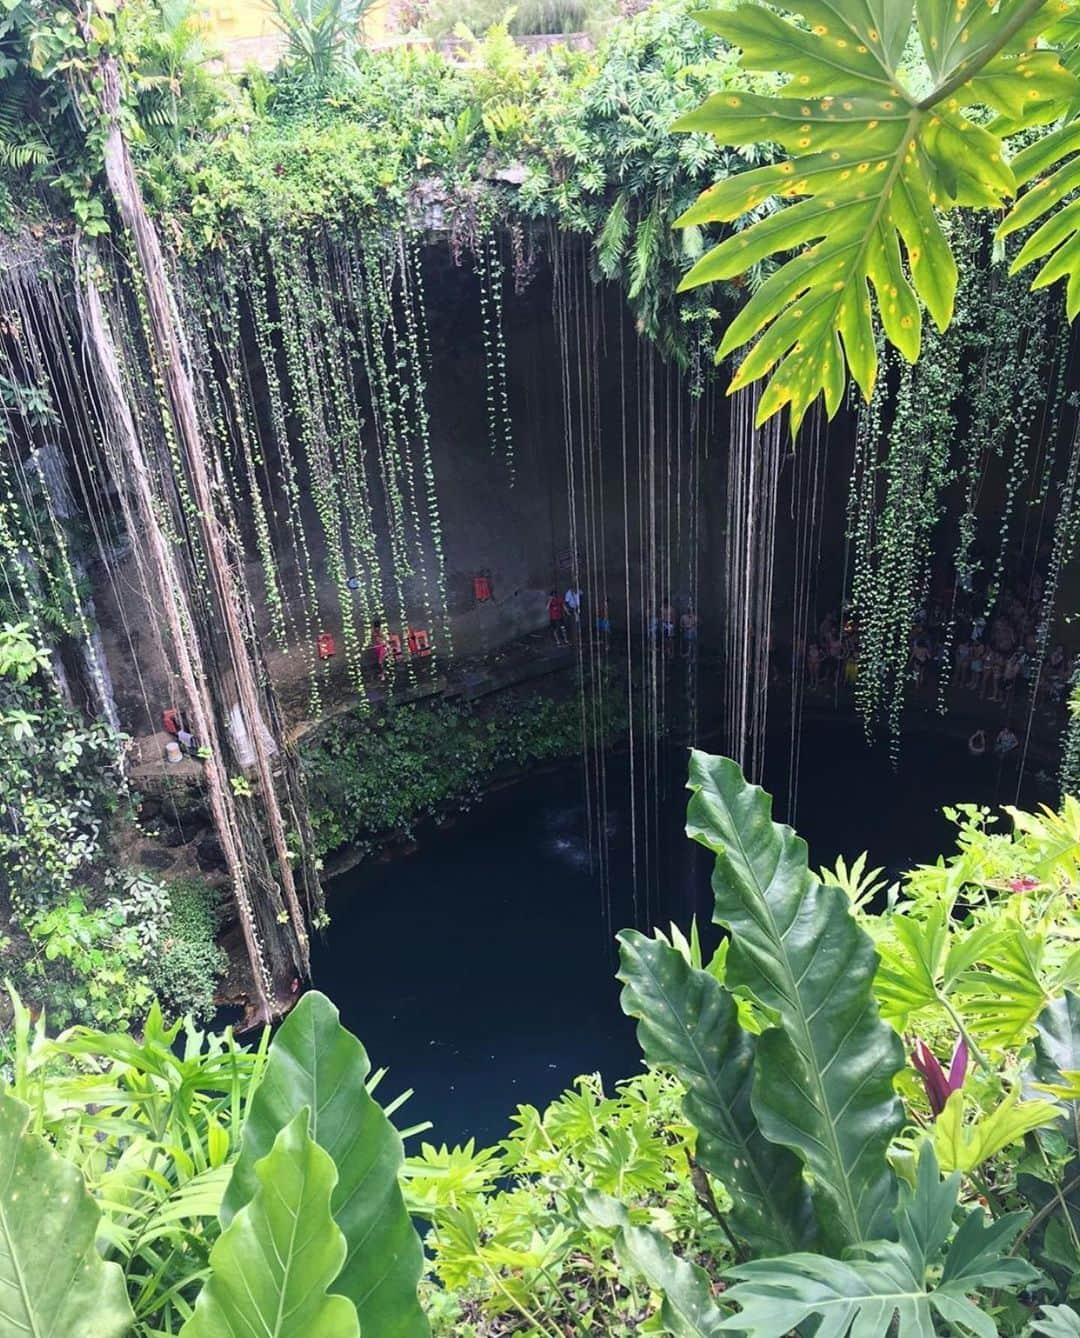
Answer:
[{"left": 313, "top": 715, "right": 1043, "bottom": 1147}]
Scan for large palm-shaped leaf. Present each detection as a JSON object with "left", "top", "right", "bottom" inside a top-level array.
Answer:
[
  {"left": 676, "top": 0, "right": 1077, "bottom": 433},
  {"left": 181, "top": 1110, "right": 358, "bottom": 1337},
  {"left": 720, "top": 1145, "right": 1037, "bottom": 1337},
  {"left": 0, "top": 1090, "right": 134, "bottom": 1337},
  {"left": 617, "top": 928, "right": 815, "bottom": 1256},
  {"left": 222, "top": 991, "right": 428, "bottom": 1338},
  {"left": 999, "top": 7, "right": 1080, "bottom": 301},
  {"left": 686, "top": 751, "right": 905, "bottom": 1251}
]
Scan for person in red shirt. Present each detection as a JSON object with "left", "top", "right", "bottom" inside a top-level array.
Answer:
[{"left": 548, "top": 590, "right": 568, "bottom": 646}]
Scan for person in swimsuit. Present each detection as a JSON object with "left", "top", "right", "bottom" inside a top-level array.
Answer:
[{"left": 994, "top": 724, "right": 1019, "bottom": 758}]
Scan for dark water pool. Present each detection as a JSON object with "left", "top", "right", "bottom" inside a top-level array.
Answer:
[{"left": 311, "top": 716, "right": 1047, "bottom": 1148}]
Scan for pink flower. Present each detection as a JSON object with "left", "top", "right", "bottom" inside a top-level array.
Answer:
[
  {"left": 911, "top": 1037, "right": 969, "bottom": 1117},
  {"left": 1007, "top": 875, "right": 1039, "bottom": 893}
]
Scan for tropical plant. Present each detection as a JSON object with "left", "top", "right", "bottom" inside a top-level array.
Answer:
[
  {"left": 5, "top": 761, "right": 1080, "bottom": 1334},
  {"left": 0, "top": 990, "right": 265, "bottom": 1335},
  {"left": 0, "top": 1089, "right": 135, "bottom": 1336},
  {"left": 181, "top": 1111, "right": 361, "bottom": 1337},
  {"left": 676, "top": 0, "right": 1080, "bottom": 432},
  {"left": 265, "top": 0, "right": 376, "bottom": 82},
  {"left": 0, "top": 623, "right": 124, "bottom": 918},
  {"left": 221, "top": 991, "right": 428, "bottom": 1332}
]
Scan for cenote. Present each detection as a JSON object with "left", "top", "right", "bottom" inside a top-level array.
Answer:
[
  {"left": 315, "top": 715, "right": 1046, "bottom": 1146},
  {"left": 7, "top": 0, "right": 1080, "bottom": 1332}
]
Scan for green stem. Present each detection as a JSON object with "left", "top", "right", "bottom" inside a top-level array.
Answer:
[
  {"left": 1011, "top": 1168, "right": 1080, "bottom": 1256},
  {"left": 918, "top": 0, "right": 1053, "bottom": 110},
  {"left": 936, "top": 988, "right": 993, "bottom": 1075}
]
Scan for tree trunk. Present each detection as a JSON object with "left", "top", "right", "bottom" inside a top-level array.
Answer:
[
  {"left": 78, "top": 270, "right": 277, "bottom": 1023},
  {"left": 88, "top": 54, "right": 321, "bottom": 1013}
]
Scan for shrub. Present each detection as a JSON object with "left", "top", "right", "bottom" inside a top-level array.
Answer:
[{"left": 150, "top": 876, "right": 227, "bottom": 1024}]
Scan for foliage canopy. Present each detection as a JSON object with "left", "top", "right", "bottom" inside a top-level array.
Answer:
[{"left": 677, "top": 0, "right": 1080, "bottom": 431}]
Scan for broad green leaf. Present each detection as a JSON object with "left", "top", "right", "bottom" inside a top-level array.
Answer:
[
  {"left": 932, "top": 1089, "right": 1062, "bottom": 1173},
  {"left": 618, "top": 928, "right": 814, "bottom": 1256},
  {"left": 686, "top": 751, "right": 905, "bottom": 1250},
  {"left": 1002, "top": 98, "right": 1080, "bottom": 316},
  {"left": 720, "top": 1146, "right": 1036, "bottom": 1337},
  {"left": 678, "top": 0, "right": 1077, "bottom": 433},
  {"left": 222, "top": 991, "right": 428, "bottom": 1338},
  {"left": 181, "top": 1110, "right": 359, "bottom": 1338},
  {"left": 0, "top": 1090, "right": 134, "bottom": 1337},
  {"left": 582, "top": 1190, "right": 727, "bottom": 1337},
  {"left": 955, "top": 927, "right": 1056, "bottom": 1048},
  {"left": 873, "top": 907, "right": 949, "bottom": 1026},
  {"left": 1031, "top": 1306, "right": 1080, "bottom": 1338},
  {"left": 1028, "top": 991, "right": 1080, "bottom": 1148}
]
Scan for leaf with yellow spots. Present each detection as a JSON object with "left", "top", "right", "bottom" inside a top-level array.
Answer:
[
  {"left": 1000, "top": 5, "right": 1080, "bottom": 315},
  {"left": 0, "top": 1090, "right": 134, "bottom": 1337},
  {"left": 677, "top": 0, "right": 1077, "bottom": 434}
]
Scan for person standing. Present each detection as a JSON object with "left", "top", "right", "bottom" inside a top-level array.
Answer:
[
  {"left": 596, "top": 598, "right": 611, "bottom": 651},
  {"left": 680, "top": 606, "right": 698, "bottom": 658},
  {"left": 661, "top": 600, "right": 677, "bottom": 659},
  {"left": 564, "top": 583, "right": 582, "bottom": 634},
  {"left": 548, "top": 590, "right": 569, "bottom": 646}
]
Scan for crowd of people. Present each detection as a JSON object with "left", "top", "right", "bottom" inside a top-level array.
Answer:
[
  {"left": 802, "top": 578, "right": 1077, "bottom": 749},
  {"left": 546, "top": 586, "right": 699, "bottom": 658}
]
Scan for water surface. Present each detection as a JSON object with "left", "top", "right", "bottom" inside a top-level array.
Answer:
[{"left": 312, "top": 716, "right": 1044, "bottom": 1146}]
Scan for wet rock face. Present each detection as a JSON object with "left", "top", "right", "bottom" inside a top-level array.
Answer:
[{"left": 196, "top": 835, "right": 227, "bottom": 872}]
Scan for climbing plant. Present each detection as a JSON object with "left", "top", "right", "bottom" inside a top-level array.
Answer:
[{"left": 0, "top": 622, "right": 122, "bottom": 916}]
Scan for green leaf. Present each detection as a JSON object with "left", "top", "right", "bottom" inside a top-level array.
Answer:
[
  {"left": 582, "top": 1190, "right": 727, "bottom": 1337},
  {"left": 598, "top": 190, "right": 631, "bottom": 278},
  {"left": 955, "top": 927, "right": 1055, "bottom": 1049},
  {"left": 617, "top": 928, "right": 814, "bottom": 1256},
  {"left": 222, "top": 992, "right": 428, "bottom": 1337},
  {"left": 1001, "top": 107, "right": 1080, "bottom": 317},
  {"left": 932, "top": 1089, "right": 1063, "bottom": 1174},
  {"left": 873, "top": 906, "right": 949, "bottom": 1027},
  {"left": 720, "top": 1145, "right": 1036, "bottom": 1337},
  {"left": 0, "top": 1090, "right": 134, "bottom": 1337},
  {"left": 686, "top": 750, "right": 905, "bottom": 1250},
  {"left": 1031, "top": 1304, "right": 1080, "bottom": 1337},
  {"left": 1028, "top": 991, "right": 1080, "bottom": 1148},
  {"left": 181, "top": 1110, "right": 359, "bottom": 1338},
  {"left": 678, "top": 0, "right": 1077, "bottom": 433}
]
